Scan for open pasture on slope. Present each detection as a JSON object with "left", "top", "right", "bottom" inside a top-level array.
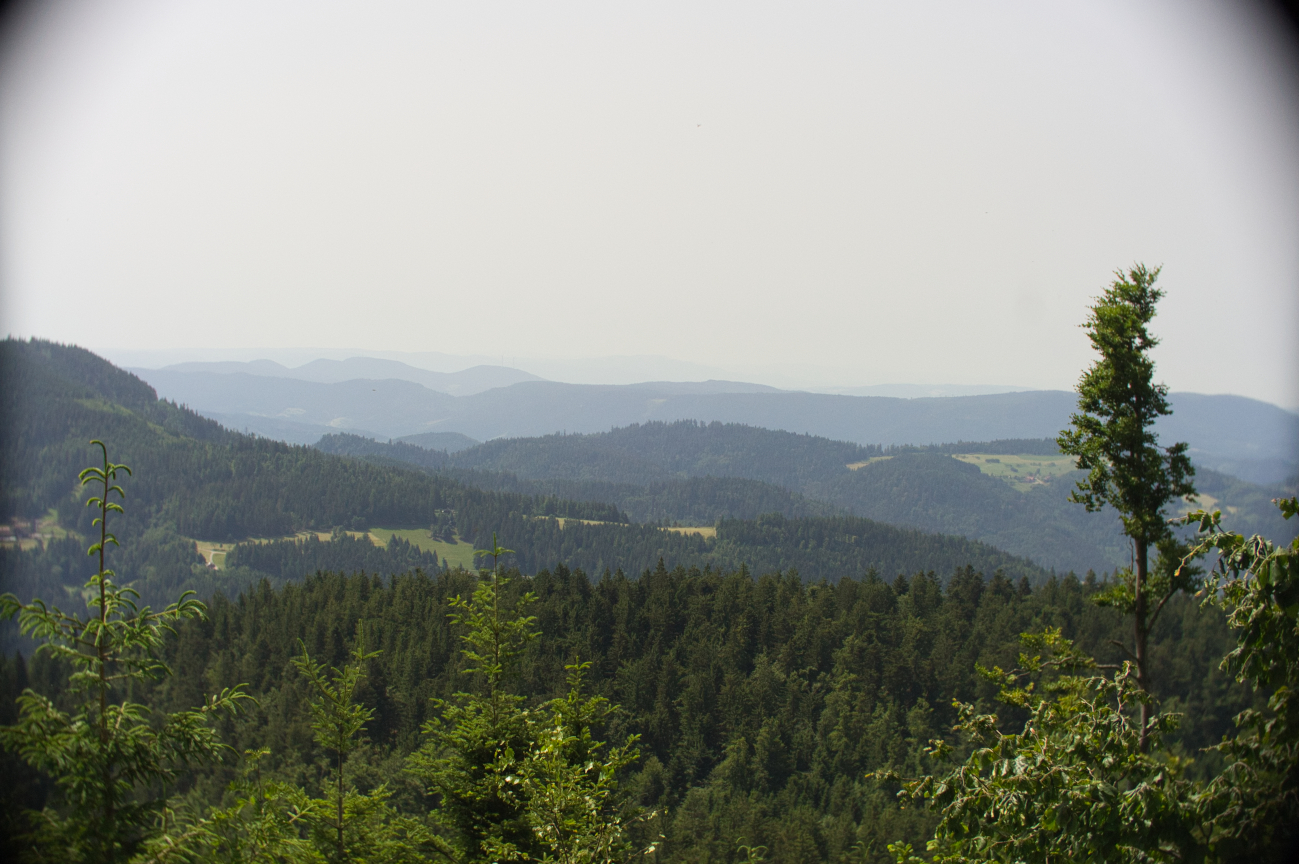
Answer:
[
  {"left": 663, "top": 525, "right": 717, "bottom": 538},
  {"left": 846, "top": 455, "right": 893, "bottom": 470},
  {"left": 196, "top": 530, "right": 378, "bottom": 569},
  {"left": 952, "top": 452, "right": 1079, "bottom": 489},
  {"left": 950, "top": 453, "right": 1237, "bottom": 517},
  {"left": 368, "top": 527, "right": 477, "bottom": 569}
]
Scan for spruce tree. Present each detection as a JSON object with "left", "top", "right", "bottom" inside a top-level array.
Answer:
[
  {"left": 407, "top": 535, "right": 642, "bottom": 862},
  {"left": 0, "top": 441, "right": 248, "bottom": 863}
]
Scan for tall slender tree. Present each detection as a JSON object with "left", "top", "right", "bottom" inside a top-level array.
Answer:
[{"left": 1056, "top": 264, "right": 1196, "bottom": 749}]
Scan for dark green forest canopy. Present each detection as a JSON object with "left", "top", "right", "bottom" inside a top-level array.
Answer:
[
  {"left": 318, "top": 431, "right": 842, "bottom": 524},
  {"left": 2, "top": 563, "right": 1245, "bottom": 862},
  {"left": 445, "top": 421, "right": 884, "bottom": 487},
  {"left": 225, "top": 532, "right": 440, "bottom": 580},
  {"left": 439, "top": 421, "right": 1068, "bottom": 484},
  {"left": 316, "top": 432, "right": 453, "bottom": 471},
  {"left": 0, "top": 338, "right": 1277, "bottom": 862}
]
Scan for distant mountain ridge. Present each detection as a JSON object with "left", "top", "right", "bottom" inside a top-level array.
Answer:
[
  {"left": 137, "top": 357, "right": 541, "bottom": 396},
  {"left": 135, "top": 366, "right": 1299, "bottom": 485}
]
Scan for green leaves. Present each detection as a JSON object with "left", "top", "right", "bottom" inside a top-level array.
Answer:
[
  {"left": 80, "top": 439, "right": 131, "bottom": 554},
  {"left": 451, "top": 534, "right": 539, "bottom": 689},
  {"left": 287, "top": 623, "right": 439, "bottom": 863},
  {"left": 896, "top": 273, "right": 1223, "bottom": 861},
  {"left": 523, "top": 661, "right": 643, "bottom": 864},
  {"left": 894, "top": 498, "right": 1299, "bottom": 863},
  {"left": 292, "top": 625, "right": 380, "bottom": 764},
  {"left": 137, "top": 749, "right": 320, "bottom": 864},
  {"left": 904, "top": 640, "right": 1198, "bottom": 863},
  {"left": 1177, "top": 497, "right": 1299, "bottom": 858},
  {"left": 140, "top": 631, "right": 436, "bottom": 864}
]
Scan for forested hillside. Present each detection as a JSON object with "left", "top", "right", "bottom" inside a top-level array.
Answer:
[
  {"left": 318, "top": 422, "right": 1297, "bottom": 575},
  {"left": 317, "top": 431, "right": 839, "bottom": 523},
  {"left": 2, "top": 338, "right": 1289, "bottom": 861},
  {"left": 224, "top": 532, "right": 440, "bottom": 582},
  {"left": 448, "top": 422, "right": 882, "bottom": 487},
  {"left": 814, "top": 450, "right": 1294, "bottom": 574},
  {"left": 166, "top": 507, "right": 1043, "bottom": 595},
  {"left": 1, "top": 563, "right": 1246, "bottom": 862},
  {"left": 0, "top": 339, "right": 1046, "bottom": 617}
]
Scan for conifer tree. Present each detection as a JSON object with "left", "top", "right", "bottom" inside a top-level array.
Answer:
[
  {"left": 0, "top": 441, "right": 248, "bottom": 863},
  {"left": 292, "top": 624, "right": 433, "bottom": 863},
  {"left": 407, "top": 535, "right": 642, "bottom": 862},
  {"left": 524, "top": 660, "right": 641, "bottom": 863},
  {"left": 407, "top": 536, "right": 546, "bottom": 861},
  {"left": 139, "top": 625, "right": 439, "bottom": 864}
]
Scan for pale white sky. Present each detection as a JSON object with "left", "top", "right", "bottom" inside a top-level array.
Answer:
[{"left": 2, "top": 0, "right": 1297, "bottom": 404}]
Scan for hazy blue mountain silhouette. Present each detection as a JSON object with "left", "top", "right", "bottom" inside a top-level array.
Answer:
[{"left": 134, "top": 369, "right": 1299, "bottom": 485}]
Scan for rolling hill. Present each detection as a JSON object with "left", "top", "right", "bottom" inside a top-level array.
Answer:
[
  {"left": 315, "top": 421, "right": 1297, "bottom": 575},
  {"left": 0, "top": 339, "right": 1049, "bottom": 631},
  {"left": 133, "top": 364, "right": 1299, "bottom": 485}
]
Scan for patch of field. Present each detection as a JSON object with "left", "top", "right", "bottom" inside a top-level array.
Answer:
[
  {"left": 953, "top": 453, "right": 1079, "bottom": 491},
  {"left": 194, "top": 541, "right": 236, "bottom": 568},
  {"left": 194, "top": 530, "right": 372, "bottom": 570},
  {"left": 847, "top": 456, "right": 893, "bottom": 471},
  {"left": 1180, "top": 493, "right": 1237, "bottom": 517},
  {"left": 370, "top": 528, "right": 477, "bottom": 570},
  {"left": 0, "top": 511, "right": 78, "bottom": 551},
  {"left": 553, "top": 517, "right": 621, "bottom": 529},
  {"left": 38, "top": 512, "right": 76, "bottom": 541},
  {"left": 663, "top": 526, "right": 717, "bottom": 538}
]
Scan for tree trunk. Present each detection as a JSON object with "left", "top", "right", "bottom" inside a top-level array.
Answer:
[
  {"left": 1135, "top": 539, "right": 1150, "bottom": 752},
  {"left": 337, "top": 750, "right": 345, "bottom": 859}
]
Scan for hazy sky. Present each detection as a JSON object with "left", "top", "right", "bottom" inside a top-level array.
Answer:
[{"left": 2, "top": 0, "right": 1297, "bottom": 403}]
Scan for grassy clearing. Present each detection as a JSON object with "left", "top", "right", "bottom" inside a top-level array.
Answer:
[
  {"left": 953, "top": 453, "right": 1078, "bottom": 490},
  {"left": 553, "top": 517, "right": 621, "bottom": 529},
  {"left": 847, "top": 456, "right": 893, "bottom": 471},
  {"left": 370, "top": 528, "right": 477, "bottom": 570},
  {"left": 663, "top": 526, "right": 717, "bottom": 538},
  {"left": 1183, "top": 492, "right": 1237, "bottom": 516},
  {"left": 524, "top": 515, "right": 625, "bottom": 530},
  {"left": 39, "top": 512, "right": 76, "bottom": 541},
  {"left": 195, "top": 530, "right": 372, "bottom": 570},
  {"left": 194, "top": 541, "right": 236, "bottom": 569},
  {"left": 1, "top": 511, "right": 79, "bottom": 552},
  {"left": 951, "top": 454, "right": 1232, "bottom": 514}
]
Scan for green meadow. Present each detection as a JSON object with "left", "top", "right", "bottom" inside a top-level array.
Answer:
[
  {"left": 369, "top": 527, "right": 478, "bottom": 569},
  {"left": 952, "top": 452, "right": 1079, "bottom": 490}
]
